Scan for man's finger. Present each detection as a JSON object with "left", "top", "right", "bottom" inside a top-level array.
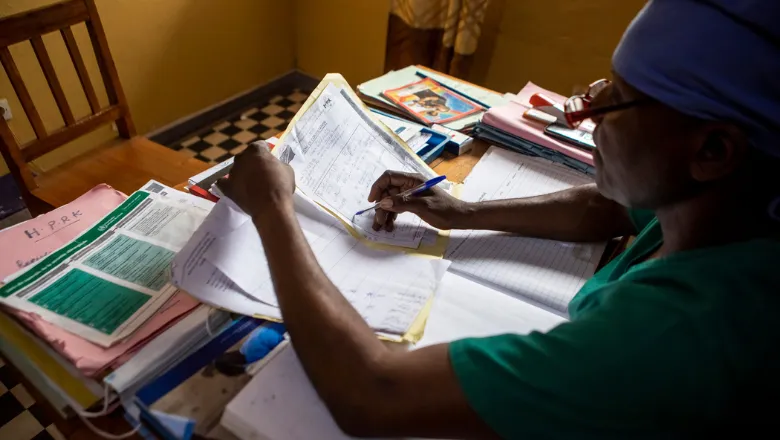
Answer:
[
  {"left": 373, "top": 209, "right": 389, "bottom": 231},
  {"left": 384, "top": 215, "right": 395, "bottom": 232},
  {"left": 379, "top": 193, "right": 430, "bottom": 214},
  {"left": 368, "top": 170, "right": 424, "bottom": 202}
]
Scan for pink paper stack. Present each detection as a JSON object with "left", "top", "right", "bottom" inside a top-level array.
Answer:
[{"left": 0, "top": 185, "right": 199, "bottom": 377}]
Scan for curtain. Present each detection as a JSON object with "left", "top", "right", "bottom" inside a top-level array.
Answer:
[{"left": 385, "top": 0, "right": 490, "bottom": 79}]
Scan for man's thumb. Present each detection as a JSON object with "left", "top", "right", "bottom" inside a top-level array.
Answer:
[{"left": 215, "top": 177, "right": 232, "bottom": 197}]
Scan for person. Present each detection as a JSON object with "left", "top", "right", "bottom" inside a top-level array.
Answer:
[{"left": 217, "top": 0, "right": 780, "bottom": 437}]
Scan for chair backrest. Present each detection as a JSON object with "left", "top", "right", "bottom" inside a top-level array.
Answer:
[{"left": 0, "top": 0, "right": 135, "bottom": 191}]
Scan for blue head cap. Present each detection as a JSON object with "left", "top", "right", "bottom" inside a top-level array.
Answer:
[{"left": 612, "top": 0, "right": 780, "bottom": 157}]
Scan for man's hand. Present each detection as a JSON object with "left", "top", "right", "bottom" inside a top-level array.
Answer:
[
  {"left": 368, "top": 171, "right": 467, "bottom": 231},
  {"left": 216, "top": 141, "right": 295, "bottom": 219}
]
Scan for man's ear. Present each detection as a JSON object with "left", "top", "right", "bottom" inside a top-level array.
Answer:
[{"left": 690, "top": 124, "right": 749, "bottom": 183}]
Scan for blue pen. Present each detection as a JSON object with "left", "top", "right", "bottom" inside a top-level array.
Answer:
[
  {"left": 415, "top": 71, "right": 491, "bottom": 109},
  {"left": 354, "top": 175, "right": 447, "bottom": 217}
]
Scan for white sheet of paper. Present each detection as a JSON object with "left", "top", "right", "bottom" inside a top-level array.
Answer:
[
  {"left": 171, "top": 192, "right": 449, "bottom": 337},
  {"left": 222, "top": 344, "right": 354, "bottom": 440},
  {"left": 373, "top": 112, "right": 425, "bottom": 142},
  {"left": 278, "top": 83, "right": 440, "bottom": 248},
  {"left": 416, "top": 272, "right": 567, "bottom": 347},
  {"left": 445, "top": 147, "right": 607, "bottom": 315},
  {"left": 406, "top": 132, "right": 433, "bottom": 153}
]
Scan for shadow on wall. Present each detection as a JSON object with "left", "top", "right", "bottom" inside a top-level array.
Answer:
[{"left": 471, "top": 0, "right": 646, "bottom": 95}]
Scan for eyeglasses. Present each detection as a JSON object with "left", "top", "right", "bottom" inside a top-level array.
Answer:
[{"left": 563, "top": 79, "right": 650, "bottom": 128}]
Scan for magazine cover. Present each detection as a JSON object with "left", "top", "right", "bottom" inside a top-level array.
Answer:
[{"left": 382, "top": 78, "right": 484, "bottom": 125}]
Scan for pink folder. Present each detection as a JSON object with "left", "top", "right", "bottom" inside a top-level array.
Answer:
[
  {"left": 0, "top": 185, "right": 199, "bottom": 377},
  {"left": 482, "top": 82, "right": 594, "bottom": 166}
]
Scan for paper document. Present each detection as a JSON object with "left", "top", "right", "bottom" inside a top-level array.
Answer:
[
  {"left": 0, "top": 184, "right": 127, "bottom": 280},
  {"left": 222, "top": 343, "right": 353, "bottom": 440},
  {"left": 372, "top": 112, "right": 425, "bottom": 142},
  {"left": 0, "top": 181, "right": 211, "bottom": 347},
  {"left": 416, "top": 273, "right": 567, "bottom": 347},
  {"left": 446, "top": 147, "right": 606, "bottom": 315},
  {"left": 406, "top": 132, "right": 432, "bottom": 152},
  {"left": 278, "top": 82, "right": 440, "bottom": 249},
  {"left": 171, "top": 191, "right": 449, "bottom": 339}
]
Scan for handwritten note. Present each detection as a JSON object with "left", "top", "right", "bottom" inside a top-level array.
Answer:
[
  {"left": 278, "top": 83, "right": 438, "bottom": 248},
  {"left": 0, "top": 184, "right": 127, "bottom": 279},
  {"left": 172, "top": 191, "right": 448, "bottom": 337}
]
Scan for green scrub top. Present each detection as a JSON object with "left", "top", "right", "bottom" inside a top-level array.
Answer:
[{"left": 449, "top": 210, "right": 780, "bottom": 439}]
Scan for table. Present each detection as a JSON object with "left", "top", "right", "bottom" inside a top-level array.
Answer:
[
  {"left": 158, "top": 138, "right": 494, "bottom": 439},
  {"left": 7, "top": 68, "right": 617, "bottom": 438}
]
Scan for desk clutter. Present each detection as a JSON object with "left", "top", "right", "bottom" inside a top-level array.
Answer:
[
  {"left": 473, "top": 82, "right": 596, "bottom": 175},
  {"left": 0, "top": 67, "right": 607, "bottom": 439}
]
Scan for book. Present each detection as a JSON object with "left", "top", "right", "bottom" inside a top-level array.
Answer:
[
  {"left": 357, "top": 65, "right": 511, "bottom": 131},
  {"left": 382, "top": 77, "right": 483, "bottom": 125},
  {"left": 477, "top": 82, "right": 595, "bottom": 170}
]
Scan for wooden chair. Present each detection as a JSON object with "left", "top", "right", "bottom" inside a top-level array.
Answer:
[{"left": 0, "top": 0, "right": 208, "bottom": 215}]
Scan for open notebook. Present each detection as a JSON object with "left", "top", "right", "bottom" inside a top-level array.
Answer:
[
  {"left": 220, "top": 147, "right": 607, "bottom": 439},
  {"left": 445, "top": 146, "right": 606, "bottom": 316}
]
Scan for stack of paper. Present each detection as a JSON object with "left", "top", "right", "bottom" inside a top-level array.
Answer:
[
  {"left": 0, "top": 181, "right": 212, "bottom": 347},
  {"left": 0, "top": 182, "right": 220, "bottom": 414},
  {"left": 474, "top": 82, "right": 596, "bottom": 175},
  {"left": 172, "top": 74, "right": 452, "bottom": 343},
  {"left": 357, "top": 65, "right": 511, "bottom": 131}
]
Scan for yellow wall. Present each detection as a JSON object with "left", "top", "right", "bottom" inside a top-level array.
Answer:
[
  {"left": 294, "top": 0, "right": 390, "bottom": 86},
  {"left": 476, "top": 0, "right": 646, "bottom": 95},
  {"left": 0, "top": 0, "right": 644, "bottom": 177},
  {"left": 291, "top": 0, "right": 643, "bottom": 96},
  {"left": 0, "top": 0, "right": 295, "bottom": 174}
]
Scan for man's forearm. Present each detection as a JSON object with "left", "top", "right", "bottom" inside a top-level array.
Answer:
[
  {"left": 252, "top": 202, "right": 388, "bottom": 410},
  {"left": 251, "top": 201, "right": 501, "bottom": 439},
  {"left": 452, "top": 183, "right": 635, "bottom": 242}
]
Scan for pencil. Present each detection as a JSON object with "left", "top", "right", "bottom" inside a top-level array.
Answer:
[{"left": 415, "top": 71, "right": 492, "bottom": 109}]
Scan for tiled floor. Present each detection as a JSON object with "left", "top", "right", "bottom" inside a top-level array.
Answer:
[
  {"left": 0, "top": 358, "right": 65, "bottom": 440},
  {"left": 167, "top": 89, "right": 310, "bottom": 164}
]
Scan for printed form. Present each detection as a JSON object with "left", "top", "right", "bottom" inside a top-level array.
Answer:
[
  {"left": 277, "top": 83, "right": 440, "bottom": 249},
  {"left": 0, "top": 181, "right": 212, "bottom": 347},
  {"left": 171, "top": 191, "right": 449, "bottom": 338},
  {"left": 446, "top": 147, "right": 607, "bottom": 315}
]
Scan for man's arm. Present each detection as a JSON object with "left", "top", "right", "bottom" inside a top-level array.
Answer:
[
  {"left": 370, "top": 172, "right": 636, "bottom": 242},
  {"left": 253, "top": 199, "right": 498, "bottom": 439},
  {"left": 453, "top": 183, "right": 636, "bottom": 242}
]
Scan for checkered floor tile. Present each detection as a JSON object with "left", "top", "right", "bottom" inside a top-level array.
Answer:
[
  {"left": 168, "top": 89, "right": 310, "bottom": 164},
  {"left": 0, "top": 357, "right": 65, "bottom": 440}
]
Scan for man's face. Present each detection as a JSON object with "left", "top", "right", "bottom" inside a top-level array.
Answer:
[{"left": 591, "top": 74, "right": 702, "bottom": 209}]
